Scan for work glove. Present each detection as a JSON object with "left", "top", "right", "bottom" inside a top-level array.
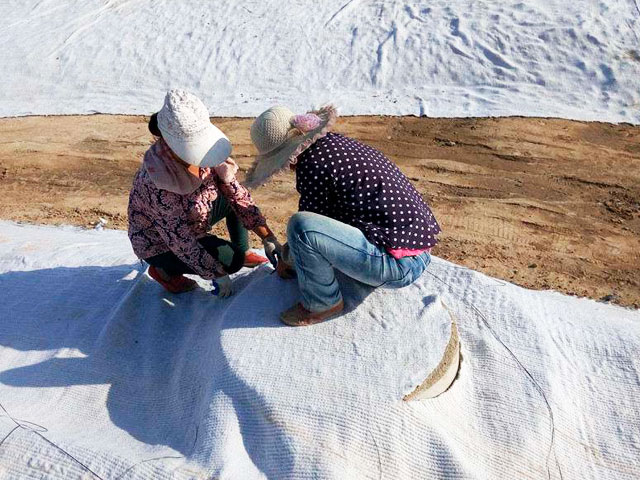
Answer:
[
  {"left": 281, "top": 242, "right": 292, "bottom": 264},
  {"left": 262, "top": 235, "right": 284, "bottom": 268},
  {"left": 213, "top": 158, "right": 239, "bottom": 184},
  {"left": 211, "top": 275, "right": 233, "bottom": 298},
  {"left": 276, "top": 243, "right": 297, "bottom": 280}
]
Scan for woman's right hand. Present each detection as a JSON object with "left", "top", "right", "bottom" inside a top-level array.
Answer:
[
  {"left": 262, "top": 235, "right": 284, "bottom": 268},
  {"left": 213, "top": 158, "right": 239, "bottom": 184}
]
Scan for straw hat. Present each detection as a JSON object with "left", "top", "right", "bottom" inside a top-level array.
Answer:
[
  {"left": 246, "top": 105, "right": 337, "bottom": 187},
  {"left": 157, "top": 89, "right": 231, "bottom": 168}
]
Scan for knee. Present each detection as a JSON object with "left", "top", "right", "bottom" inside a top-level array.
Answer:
[
  {"left": 225, "top": 244, "right": 246, "bottom": 274},
  {"left": 287, "top": 212, "right": 319, "bottom": 245}
]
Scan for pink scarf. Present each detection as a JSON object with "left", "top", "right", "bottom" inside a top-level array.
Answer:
[{"left": 143, "top": 139, "right": 202, "bottom": 195}]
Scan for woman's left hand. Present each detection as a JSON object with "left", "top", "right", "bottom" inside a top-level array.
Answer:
[
  {"left": 212, "top": 274, "right": 234, "bottom": 298},
  {"left": 214, "top": 158, "right": 239, "bottom": 184}
]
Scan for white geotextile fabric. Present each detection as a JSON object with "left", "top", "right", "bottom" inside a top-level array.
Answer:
[
  {"left": 0, "top": 221, "right": 639, "bottom": 479},
  {"left": 0, "top": 0, "right": 639, "bottom": 123}
]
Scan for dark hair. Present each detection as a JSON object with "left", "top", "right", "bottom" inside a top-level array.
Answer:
[{"left": 148, "top": 113, "right": 162, "bottom": 137}]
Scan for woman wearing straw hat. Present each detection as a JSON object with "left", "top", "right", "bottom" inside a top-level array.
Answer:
[
  {"left": 248, "top": 106, "right": 440, "bottom": 326},
  {"left": 128, "top": 89, "right": 283, "bottom": 296}
]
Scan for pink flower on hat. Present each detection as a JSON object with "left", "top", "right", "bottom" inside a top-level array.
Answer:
[{"left": 291, "top": 114, "right": 322, "bottom": 133}]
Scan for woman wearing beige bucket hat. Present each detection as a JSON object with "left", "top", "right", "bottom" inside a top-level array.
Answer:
[
  {"left": 248, "top": 105, "right": 441, "bottom": 326},
  {"left": 128, "top": 89, "right": 283, "bottom": 296}
]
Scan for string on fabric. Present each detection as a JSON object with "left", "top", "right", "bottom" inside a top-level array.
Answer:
[
  {"left": 424, "top": 270, "right": 564, "bottom": 480},
  {"left": 1, "top": 267, "right": 566, "bottom": 479},
  {"left": 112, "top": 454, "right": 183, "bottom": 480},
  {"left": 0, "top": 426, "right": 18, "bottom": 448},
  {"left": 0, "top": 401, "right": 183, "bottom": 479},
  {"left": 0, "top": 401, "right": 105, "bottom": 479}
]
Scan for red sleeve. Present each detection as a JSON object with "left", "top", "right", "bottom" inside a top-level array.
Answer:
[
  {"left": 216, "top": 177, "right": 267, "bottom": 231},
  {"left": 152, "top": 190, "right": 226, "bottom": 279}
]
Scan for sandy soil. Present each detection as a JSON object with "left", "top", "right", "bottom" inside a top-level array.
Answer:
[{"left": 1, "top": 115, "right": 638, "bottom": 308}]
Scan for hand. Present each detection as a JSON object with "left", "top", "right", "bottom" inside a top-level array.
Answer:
[
  {"left": 212, "top": 275, "right": 233, "bottom": 298},
  {"left": 213, "top": 158, "right": 239, "bottom": 184},
  {"left": 276, "top": 260, "right": 296, "bottom": 280},
  {"left": 281, "top": 242, "right": 292, "bottom": 265},
  {"left": 262, "top": 235, "right": 283, "bottom": 268},
  {"left": 275, "top": 243, "right": 296, "bottom": 279}
]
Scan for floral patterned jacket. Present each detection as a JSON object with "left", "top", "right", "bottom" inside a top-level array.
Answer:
[{"left": 127, "top": 152, "right": 266, "bottom": 279}]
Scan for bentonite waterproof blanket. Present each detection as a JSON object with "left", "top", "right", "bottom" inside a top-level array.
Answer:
[
  {"left": 0, "top": 221, "right": 638, "bottom": 479},
  {"left": 1, "top": 0, "right": 639, "bottom": 123}
]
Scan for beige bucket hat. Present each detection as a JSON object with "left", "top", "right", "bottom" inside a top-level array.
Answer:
[
  {"left": 246, "top": 105, "right": 337, "bottom": 188},
  {"left": 157, "top": 89, "right": 231, "bottom": 168}
]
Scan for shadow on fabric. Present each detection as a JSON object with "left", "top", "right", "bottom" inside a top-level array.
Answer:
[{"left": 0, "top": 264, "right": 375, "bottom": 477}]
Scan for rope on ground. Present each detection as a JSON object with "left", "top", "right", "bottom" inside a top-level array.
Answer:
[{"left": 424, "top": 269, "right": 564, "bottom": 480}]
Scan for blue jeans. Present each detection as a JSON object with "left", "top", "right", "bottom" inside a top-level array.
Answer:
[{"left": 287, "top": 212, "right": 431, "bottom": 312}]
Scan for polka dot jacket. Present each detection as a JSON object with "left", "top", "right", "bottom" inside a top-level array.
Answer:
[{"left": 295, "top": 132, "right": 441, "bottom": 251}]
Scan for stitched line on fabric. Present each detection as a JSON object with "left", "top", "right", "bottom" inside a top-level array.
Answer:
[
  {"left": 298, "top": 229, "right": 389, "bottom": 259},
  {"left": 294, "top": 229, "right": 393, "bottom": 289},
  {"left": 296, "top": 230, "right": 432, "bottom": 289},
  {"left": 424, "top": 270, "right": 564, "bottom": 480},
  {"left": 0, "top": 401, "right": 105, "bottom": 479},
  {"left": 112, "top": 454, "right": 183, "bottom": 480},
  {"left": 292, "top": 234, "right": 346, "bottom": 308},
  {"left": 0, "top": 401, "right": 183, "bottom": 479}
]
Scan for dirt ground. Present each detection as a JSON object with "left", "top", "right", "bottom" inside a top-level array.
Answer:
[{"left": 0, "top": 115, "right": 638, "bottom": 308}]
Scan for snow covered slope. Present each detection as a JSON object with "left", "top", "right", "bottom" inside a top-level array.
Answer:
[
  {"left": 0, "top": 221, "right": 639, "bottom": 479},
  {"left": 1, "top": 0, "right": 639, "bottom": 122}
]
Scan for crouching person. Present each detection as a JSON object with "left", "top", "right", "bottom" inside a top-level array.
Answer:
[
  {"left": 247, "top": 105, "right": 440, "bottom": 325},
  {"left": 128, "top": 90, "right": 283, "bottom": 296}
]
